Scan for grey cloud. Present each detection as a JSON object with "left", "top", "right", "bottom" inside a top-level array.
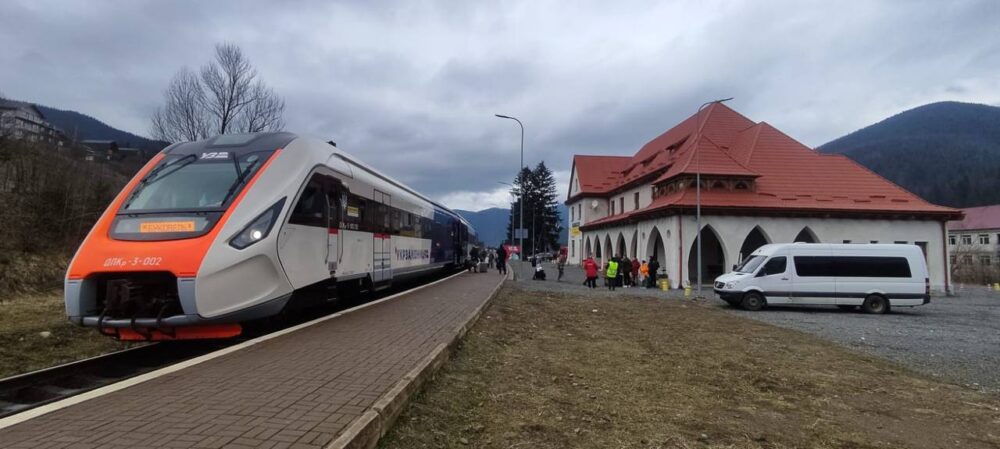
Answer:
[{"left": 2, "top": 0, "right": 999, "bottom": 209}]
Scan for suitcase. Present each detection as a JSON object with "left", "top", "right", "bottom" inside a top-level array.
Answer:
[{"left": 478, "top": 262, "right": 488, "bottom": 273}]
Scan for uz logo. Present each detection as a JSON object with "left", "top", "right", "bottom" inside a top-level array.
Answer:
[{"left": 201, "top": 151, "right": 229, "bottom": 160}]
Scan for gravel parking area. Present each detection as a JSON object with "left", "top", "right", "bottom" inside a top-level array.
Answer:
[
  {"left": 510, "top": 260, "right": 1000, "bottom": 392},
  {"left": 716, "top": 284, "right": 1000, "bottom": 392}
]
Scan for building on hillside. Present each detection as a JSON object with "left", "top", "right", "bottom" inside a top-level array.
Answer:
[
  {"left": 565, "top": 103, "right": 961, "bottom": 293},
  {"left": 81, "top": 139, "right": 120, "bottom": 160},
  {"left": 947, "top": 205, "right": 1000, "bottom": 283},
  {"left": 0, "top": 99, "right": 65, "bottom": 144}
]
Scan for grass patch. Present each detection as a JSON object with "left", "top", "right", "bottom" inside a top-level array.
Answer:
[
  {"left": 380, "top": 286, "right": 1000, "bottom": 449},
  {"left": 0, "top": 291, "right": 129, "bottom": 378}
]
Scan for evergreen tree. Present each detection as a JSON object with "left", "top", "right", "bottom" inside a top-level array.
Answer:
[
  {"left": 532, "top": 162, "right": 562, "bottom": 252},
  {"left": 505, "top": 162, "right": 563, "bottom": 254}
]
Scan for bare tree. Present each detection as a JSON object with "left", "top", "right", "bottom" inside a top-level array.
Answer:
[
  {"left": 150, "top": 43, "right": 285, "bottom": 142},
  {"left": 151, "top": 68, "right": 210, "bottom": 142}
]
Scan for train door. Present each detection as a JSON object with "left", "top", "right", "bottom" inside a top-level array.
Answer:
[
  {"left": 325, "top": 179, "right": 344, "bottom": 275},
  {"left": 373, "top": 190, "right": 392, "bottom": 283}
]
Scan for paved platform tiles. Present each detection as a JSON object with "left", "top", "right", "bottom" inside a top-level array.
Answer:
[{"left": 1, "top": 272, "right": 504, "bottom": 449}]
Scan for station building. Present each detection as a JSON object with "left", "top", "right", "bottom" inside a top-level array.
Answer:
[{"left": 565, "top": 103, "right": 960, "bottom": 292}]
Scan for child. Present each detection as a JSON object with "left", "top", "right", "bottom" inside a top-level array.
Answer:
[{"left": 639, "top": 260, "right": 649, "bottom": 288}]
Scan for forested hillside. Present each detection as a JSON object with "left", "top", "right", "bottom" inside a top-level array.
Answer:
[
  {"left": 818, "top": 101, "right": 1000, "bottom": 208},
  {"left": 36, "top": 105, "right": 167, "bottom": 152}
]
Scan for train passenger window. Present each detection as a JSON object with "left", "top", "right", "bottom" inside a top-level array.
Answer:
[
  {"left": 341, "top": 194, "right": 364, "bottom": 230},
  {"left": 290, "top": 175, "right": 327, "bottom": 227}
]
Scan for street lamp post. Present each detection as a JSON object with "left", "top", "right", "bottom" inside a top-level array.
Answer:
[
  {"left": 498, "top": 181, "right": 515, "bottom": 247},
  {"left": 694, "top": 98, "right": 733, "bottom": 294},
  {"left": 495, "top": 114, "right": 524, "bottom": 260}
]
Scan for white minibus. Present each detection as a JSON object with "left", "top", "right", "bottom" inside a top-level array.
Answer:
[{"left": 713, "top": 243, "right": 930, "bottom": 314}]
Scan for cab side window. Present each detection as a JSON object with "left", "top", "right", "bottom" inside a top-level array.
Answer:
[
  {"left": 758, "top": 256, "right": 787, "bottom": 277},
  {"left": 289, "top": 174, "right": 327, "bottom": 227}
]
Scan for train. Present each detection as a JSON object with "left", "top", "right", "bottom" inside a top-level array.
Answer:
[{"left": 65, "top": 132, "right": 477, "bottom": 340}]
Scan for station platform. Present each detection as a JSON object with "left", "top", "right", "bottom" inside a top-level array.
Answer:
[{"left": 1, "top": 272, "right": 504, "bottom": 449}]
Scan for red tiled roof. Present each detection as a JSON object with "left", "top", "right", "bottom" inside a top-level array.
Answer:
[
  {"left": 569, "top": 155, "right": 631, "bottom": 198},
  {"left": 573, "top": 103, "right": 961, "bottom": 228},
  {"left": 949, "top": 205, "right": 1000, "bottom": 231}
]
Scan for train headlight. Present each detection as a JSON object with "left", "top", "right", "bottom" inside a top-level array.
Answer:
[{"left": 230, "top": 197, "right": 286, "bottom": 250}]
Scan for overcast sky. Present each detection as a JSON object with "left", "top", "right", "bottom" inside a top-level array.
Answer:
[{"left": 2, "top": 0, "right": 998, "bottom": 210}]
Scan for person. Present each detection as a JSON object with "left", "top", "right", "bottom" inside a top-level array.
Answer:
[
  {"left": 620, "top": 256, "right": 631, "bottom": 288},
  {"left": 533, "top": 264, "right": 546, "bottom": 280},
  {"left": 488, "top": 250, "right": 496, "bottom": 269},
  {"left": 497, "top": 245, "right": 508, "bottom": 276},
  {"left": 639, "top": 260, "right": 649, "bottom": 287},
  {"left": 631, "top": 257, "right": 641, "bottom": 288},
  {"left": 557, "top": 254, "right": 567, "bottom": 282},
  {"left": 583, "top": 256, "right": 598, "bottom": 288},
  {"left": 606, "top": 257, "right": 619, "bottom": 291},
  {"left": 647, "top": 256, "right": 660, "bottom": 288}
]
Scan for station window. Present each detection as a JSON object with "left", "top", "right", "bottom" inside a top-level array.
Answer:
[
  {"left": 843, "top": 240, "right": 852, "bottom": 244},
  {"left": 611, "top": 201, "right": 615, "bottom": 215},
  {"left": 894, "top": 241, "right": 907, "bottom": 244},
  {"left": 948, "top": 235, "right": 956, "bottom": 245},
  {"left": 634, "top": 192, "right": 639, "bottom": 210},
  {"left": 979, "top": 234, "right": 990, "bottom": 245},
  {"left": 981, "top": 255, "right": 991, "bottom": 266},
  {"left": 961, "top": 234, "right": 972, "bottom": 245},
  {"left": 950, "top": 255, "right": 957, "bottom": 265},
  {"left": 619, "top": 197, "right": 624, "bottom": 214},
  {"left": 961, "top": 255, "right": 973, "bottom": 265}
]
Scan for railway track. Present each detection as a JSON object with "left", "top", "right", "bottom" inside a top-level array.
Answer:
[
  {"left": 0, "top": 268, "right": 465, "bottom": 420},
  {"left": 0, "top": 342, "right": 229, "bottom": 419}
]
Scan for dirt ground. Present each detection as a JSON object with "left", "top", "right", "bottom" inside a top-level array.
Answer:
[
  {"left": 0, "top": 291, "right": 128, "bottom": 378},
  {"left": 380, "top": 285, "right": 1000, "bottom": 449}
]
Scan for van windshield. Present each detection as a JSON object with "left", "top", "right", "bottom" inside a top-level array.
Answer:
[{"left": 734, "top": 255, "right": 766, "bottom": 273}]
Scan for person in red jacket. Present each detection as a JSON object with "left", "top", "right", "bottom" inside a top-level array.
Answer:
[{"left": 582, "top": 256, "right": 598, "bottom": 289}]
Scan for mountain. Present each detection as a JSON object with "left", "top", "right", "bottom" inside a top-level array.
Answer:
[
  {"left": 818, "top": 101, "right": 1000, "bottom": 208},
  {"left": 456, "top": 204, "right": 569, "bottom": 248},
  {"left": 35, "top": 104, "right": 168, "bottom": 152}
]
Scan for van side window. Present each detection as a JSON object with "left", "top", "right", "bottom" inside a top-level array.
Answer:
[
  {"left": 289, "top": 174, "right": 327, "bottom": 227},
  {"left": 794, "top": 256, "right": 911, "bottom": 278},
  {"left": 793, "top": 256, "right": 835, "bottom": 277},
  {"left": 837, "top": 256, "right": 911, "bottom": 277},
  {"left": 758, "top": 257, "right": 786, "bottom": 276}
]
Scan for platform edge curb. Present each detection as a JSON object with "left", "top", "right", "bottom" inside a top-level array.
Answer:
[{"left": 325, "top": 275, "right": 506, "bottom": 449}]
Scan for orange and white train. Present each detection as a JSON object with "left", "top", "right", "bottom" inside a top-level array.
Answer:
[{"left": 66, "top": 132, "right": 476, "bottom": 341}]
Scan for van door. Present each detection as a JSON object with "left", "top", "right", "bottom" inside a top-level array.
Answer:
[
  {"left": 790, "top": 252, "right": 837, "bottom": 305},
  {"left": 754, "top": 256, "right": 791, "bottom": 304}
]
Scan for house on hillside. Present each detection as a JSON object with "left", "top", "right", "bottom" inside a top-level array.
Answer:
[
  {"left": 565, "top": 103, "right": 961, "bottom": 293},
  {"left": 80, "top": 139, "right": 119, "bottom": 160},
  {"left": 0, "top": 99, "right": 65, "bottom": 144},
  {"left": 947, "top": 205, "right": 1000, "bottom": 283}
]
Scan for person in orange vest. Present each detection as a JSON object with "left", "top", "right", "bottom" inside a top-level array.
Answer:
[{"left": 639, "top": 260, "right": 649, "bottom": 288}]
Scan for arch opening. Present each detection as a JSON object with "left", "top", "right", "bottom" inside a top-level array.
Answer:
[
  {"left": 794, "top": 227, "right": 819, "bottom": 243},
  {"left": 616, "top": 233, "right": 627, "bottom": 259},
  {"left": 645, "top": 226, "right": 667, "bottom": 268},
  {"left": 688, "top": 225, "right": 726, "bottom": 284},
  {"left": 585, "top": 236, "right": 593, "bottom": 258},
  {"left": 739, "top": 226, "right": 771, "bottom": 263}
]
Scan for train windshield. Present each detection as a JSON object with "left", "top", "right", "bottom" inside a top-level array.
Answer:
[{"left": 122, "top": 152, "right": 266, "bottom": 212}]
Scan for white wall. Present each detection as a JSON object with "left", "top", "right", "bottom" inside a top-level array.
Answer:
[{"left": 582, "top": 214, "right": 951, "bottom": 293}]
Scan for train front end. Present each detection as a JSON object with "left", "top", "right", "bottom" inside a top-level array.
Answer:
[{"left": 65, "top": 133, "right": 299, "bottom": 341}]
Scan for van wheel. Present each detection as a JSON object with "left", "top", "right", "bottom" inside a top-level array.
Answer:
[
  {"left": 741, "top": 292, "right": 765, "bottom": 311},
  {"left": 862, "top": 295, "right": 890, "bottom": 314}
]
